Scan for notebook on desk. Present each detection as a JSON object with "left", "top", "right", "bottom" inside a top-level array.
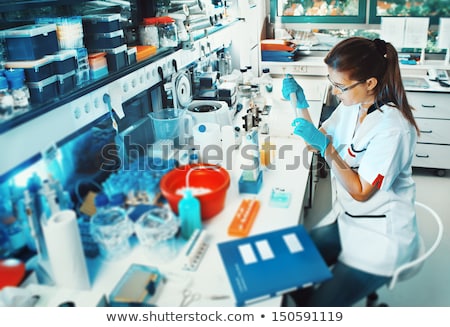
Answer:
[{"left": 217, "top": 225, "right": 332, "bottom": 306}]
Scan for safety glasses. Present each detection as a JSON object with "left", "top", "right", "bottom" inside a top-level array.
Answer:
[{"left": 327, "top": 75, "right": 366, "bottom": 93}]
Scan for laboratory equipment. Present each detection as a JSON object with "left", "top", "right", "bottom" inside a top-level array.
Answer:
[
  {"left": 159, "top": 164, "right": 230, "bottom": 220},
  {"left": 134, "top": 206, "right": 180, "bottom": 249}
]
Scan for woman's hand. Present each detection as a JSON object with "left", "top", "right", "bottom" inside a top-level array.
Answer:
[
  {"left": 282, "top": 74, "right": 310, "bottom": 109},
  {"left": 292, "top": 118, "right": 329, "bottom": 156}
]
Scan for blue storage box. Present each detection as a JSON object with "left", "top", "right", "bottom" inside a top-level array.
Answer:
[
  {"left": 127, "top": 47, "right": 137, "bottom": 65},
  {"left": 84, "top": 29, "right": 125, "bottom": 50},
  {"left": 27, "top": 75, "right": 58, "bottom": 104},
  {"left": 5, "top": 57, "right": 55, "bottom": 83},
  {"left": 1, "top": 24, "right": 59, "bottom": 61},
  {"left": 102, "top": 45, "right": 128, "bottom": 72},
  {"left": 57, "top": 71, "right": 76, "bottom": 95},
  {"left": 82, "top": 14, "right": 121, "bottom": 34},
  {"left": 46, "top": 50, "right": 78, "bottom": 75}
]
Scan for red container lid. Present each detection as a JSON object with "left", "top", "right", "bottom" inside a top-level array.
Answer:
[
  {"left": 143, "top": 17, "right": 159, "bottom": 25},
  {"left": 157, "top": 16, "right": 175, "bottom": 24}
]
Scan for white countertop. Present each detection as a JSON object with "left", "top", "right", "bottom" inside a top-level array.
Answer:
[{"left": 27, "top": 77, "right": 328, "bottom": 307}]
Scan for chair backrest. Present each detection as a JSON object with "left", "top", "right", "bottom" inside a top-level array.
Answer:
[{"left": 387, "top": 201, "right": 444, "bottom": 290}]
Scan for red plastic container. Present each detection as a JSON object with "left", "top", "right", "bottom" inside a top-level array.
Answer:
[{"left": 159, "top": 164, "right": 230, "bottom": 220}]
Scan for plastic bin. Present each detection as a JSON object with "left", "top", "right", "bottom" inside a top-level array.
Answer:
[
  {"left": 84, "top": 30, "right": 125, "bottom": 50},
  {"left": 5, "top": 57, "right": 55, "bottom": 83},
  {"left": 47, "top": 50, "right": 78, "bottom": 75},
  {"left": 27, "top": 75, "right": 58, "bottom": 104},
  {"left": 1, "top": 24, "right": 58, "bottom": 61},
  {"left": 127, "top": 47, "right": 137, "bottom": 65},
  {"left": 104, "top": 45, "right": 128, "bottom": 72},
  {"left": 82, "top": 14, "right": 121, "bottom": 34},
  {"left": 57, "top": 71, "right": 76, "bottom": 95}
]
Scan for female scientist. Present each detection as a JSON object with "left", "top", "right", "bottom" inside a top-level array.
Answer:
[{"left": 282, "top": 37, "right": 421, "bottom": 306}]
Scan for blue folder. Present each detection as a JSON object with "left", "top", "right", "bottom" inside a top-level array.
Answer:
[{"left": 217, "top": 225, "right": 332, "bottom": 306}]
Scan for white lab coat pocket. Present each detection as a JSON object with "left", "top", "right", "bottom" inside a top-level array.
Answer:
[{"left": 338, "top": 213, "right": 398, "bottom": 276}]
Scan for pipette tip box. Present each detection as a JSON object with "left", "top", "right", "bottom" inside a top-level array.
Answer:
[{"left": 238, "top": 171, "right": 263, "bottom": 194}]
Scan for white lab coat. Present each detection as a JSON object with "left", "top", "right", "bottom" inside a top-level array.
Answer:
[{"left": 321, "top": 103, "right": 420, "bottom": 277}]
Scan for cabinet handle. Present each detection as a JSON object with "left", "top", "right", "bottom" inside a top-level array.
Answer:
[
  {"left": 421, "top": 104, "right": 436, "bottom": 108},
  {"left": 416, "top": 154, "right": 430, "bottom": 158},
  {"left": 420, "top": 129, "right": 432, "bottom": 134}
]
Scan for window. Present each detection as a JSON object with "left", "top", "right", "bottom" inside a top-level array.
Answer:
[
  {"left": 369, "top": 0, "right": 450, "bottom": 24},
  {"left": 272, "top": 0, "right": 450, "bottom": 24},
  {"left": 271, "top": 0, "right": 367, "bottom": 23}
]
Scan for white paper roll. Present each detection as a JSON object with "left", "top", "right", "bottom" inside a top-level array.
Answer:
[{"left": 42, "top": 210, "right": 90, "bottom": 290}]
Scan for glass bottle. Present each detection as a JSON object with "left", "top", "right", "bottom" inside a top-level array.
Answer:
[
  {"left": 0, "top": 76, "right": 14, "bottom": 121},
  {"left": 4, "top": 68, "right": 29, "bottom": 111},
  {"left": 260, "top": 68, "right": 274, "bottom": 94}
]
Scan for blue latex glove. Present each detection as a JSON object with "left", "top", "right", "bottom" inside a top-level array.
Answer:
[
  {"left": 282, "top": 74, "right": 310, "bottom": 109},
  {"left": 292, "top": 118, "right": 329, "bottom": 156}
]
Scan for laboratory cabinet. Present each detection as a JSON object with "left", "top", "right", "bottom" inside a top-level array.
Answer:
[{"left": 407, "top": 91, "right": 450, "bottom": 175}]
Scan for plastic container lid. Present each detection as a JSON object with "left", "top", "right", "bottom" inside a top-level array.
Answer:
[
  {"left": 47, "top": 50, "right": 77, "bottom": 61},
  {"left": 5, "top": 57, "right": 53, "bottom": 70},
  {"left": 4, "top": 68, "right": 25, "bottom": 80},
  {"left": 143, "top": 17, "right": 159, "bottom": 25},
  {"left": 1, "top": 24, "right": 57, "bottom": 38},
  {"left": 157, "top": 17, "right": 175, "bottom": 24},
  {"left": 0, "top": 76, "right": 9, "bottom": 89},
  {"left": 83, "top": 13, "right": 121, "bottom": 22}
]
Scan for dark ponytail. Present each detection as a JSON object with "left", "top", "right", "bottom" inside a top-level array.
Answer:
[{"left": 324, "top": 37, "right": 420, "bottom": 135}]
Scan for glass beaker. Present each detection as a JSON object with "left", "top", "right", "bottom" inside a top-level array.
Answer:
[
  {"left": 134, "top": 206, "right": 181, "bottom": 261},
  {"left": 149, "top": 108, "right": 193, "bottom": 147}
]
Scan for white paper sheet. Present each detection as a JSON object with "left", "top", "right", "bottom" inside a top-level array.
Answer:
[
  {"left": 438, "top": 18, "right": 450, "bottom": 49},
  {"left": 380, "top": 17, "right": 405, "bottom": 49},
  {"left": 404, "top": 17, "right": 429, "bottom": 48}
]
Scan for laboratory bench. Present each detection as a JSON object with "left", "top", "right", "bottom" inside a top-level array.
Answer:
[{"left": 21, "top": 76, "right": 329, "bottom": 307}]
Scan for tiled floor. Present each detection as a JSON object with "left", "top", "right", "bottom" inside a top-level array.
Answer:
[{"left": 303, "top": 166, "right": 450, "bottom": 307}]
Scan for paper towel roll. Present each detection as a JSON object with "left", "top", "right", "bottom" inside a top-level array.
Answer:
[{"left": 42, "top": 210, "right": 90, "bottom": 290}]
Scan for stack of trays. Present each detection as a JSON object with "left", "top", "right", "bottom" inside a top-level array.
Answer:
[
  {"left": 46, "top": 50, "right": 78, "bottom": 95},
  {"left": 261, "top": 39, "right": 298, "bottom": 62},
  {"left": 82, "top": 14, "right": 128, "bottom": 73},
  {"left": 2, "top": 24, "right": 80, "bottom": 103}
]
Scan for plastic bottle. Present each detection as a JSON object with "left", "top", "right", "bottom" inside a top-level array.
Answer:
[
  {"left": 260, "top": 68, "right": 274, "bottom": 94},
  {"left": 245, "top": 65, "right": 256, "bottom": 85},
  {"left": 239, "top": 67, "right": 247, "bottom": 85},
  {"left": 178, "top": 189, "right": 202, "bottom": 240},
  {"left": 4, "top": 69, "right": 29, "bottom": 111},
  {"left": 0, "top": 76, "right": 14, "bottom": 120},
  {"left": 90, "top": 193, "right": 133, "bottom": 260}
]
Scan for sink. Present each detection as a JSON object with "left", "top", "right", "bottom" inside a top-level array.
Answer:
[{"left": 402, "top": 76, "right": 430, "bottom": 89}]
